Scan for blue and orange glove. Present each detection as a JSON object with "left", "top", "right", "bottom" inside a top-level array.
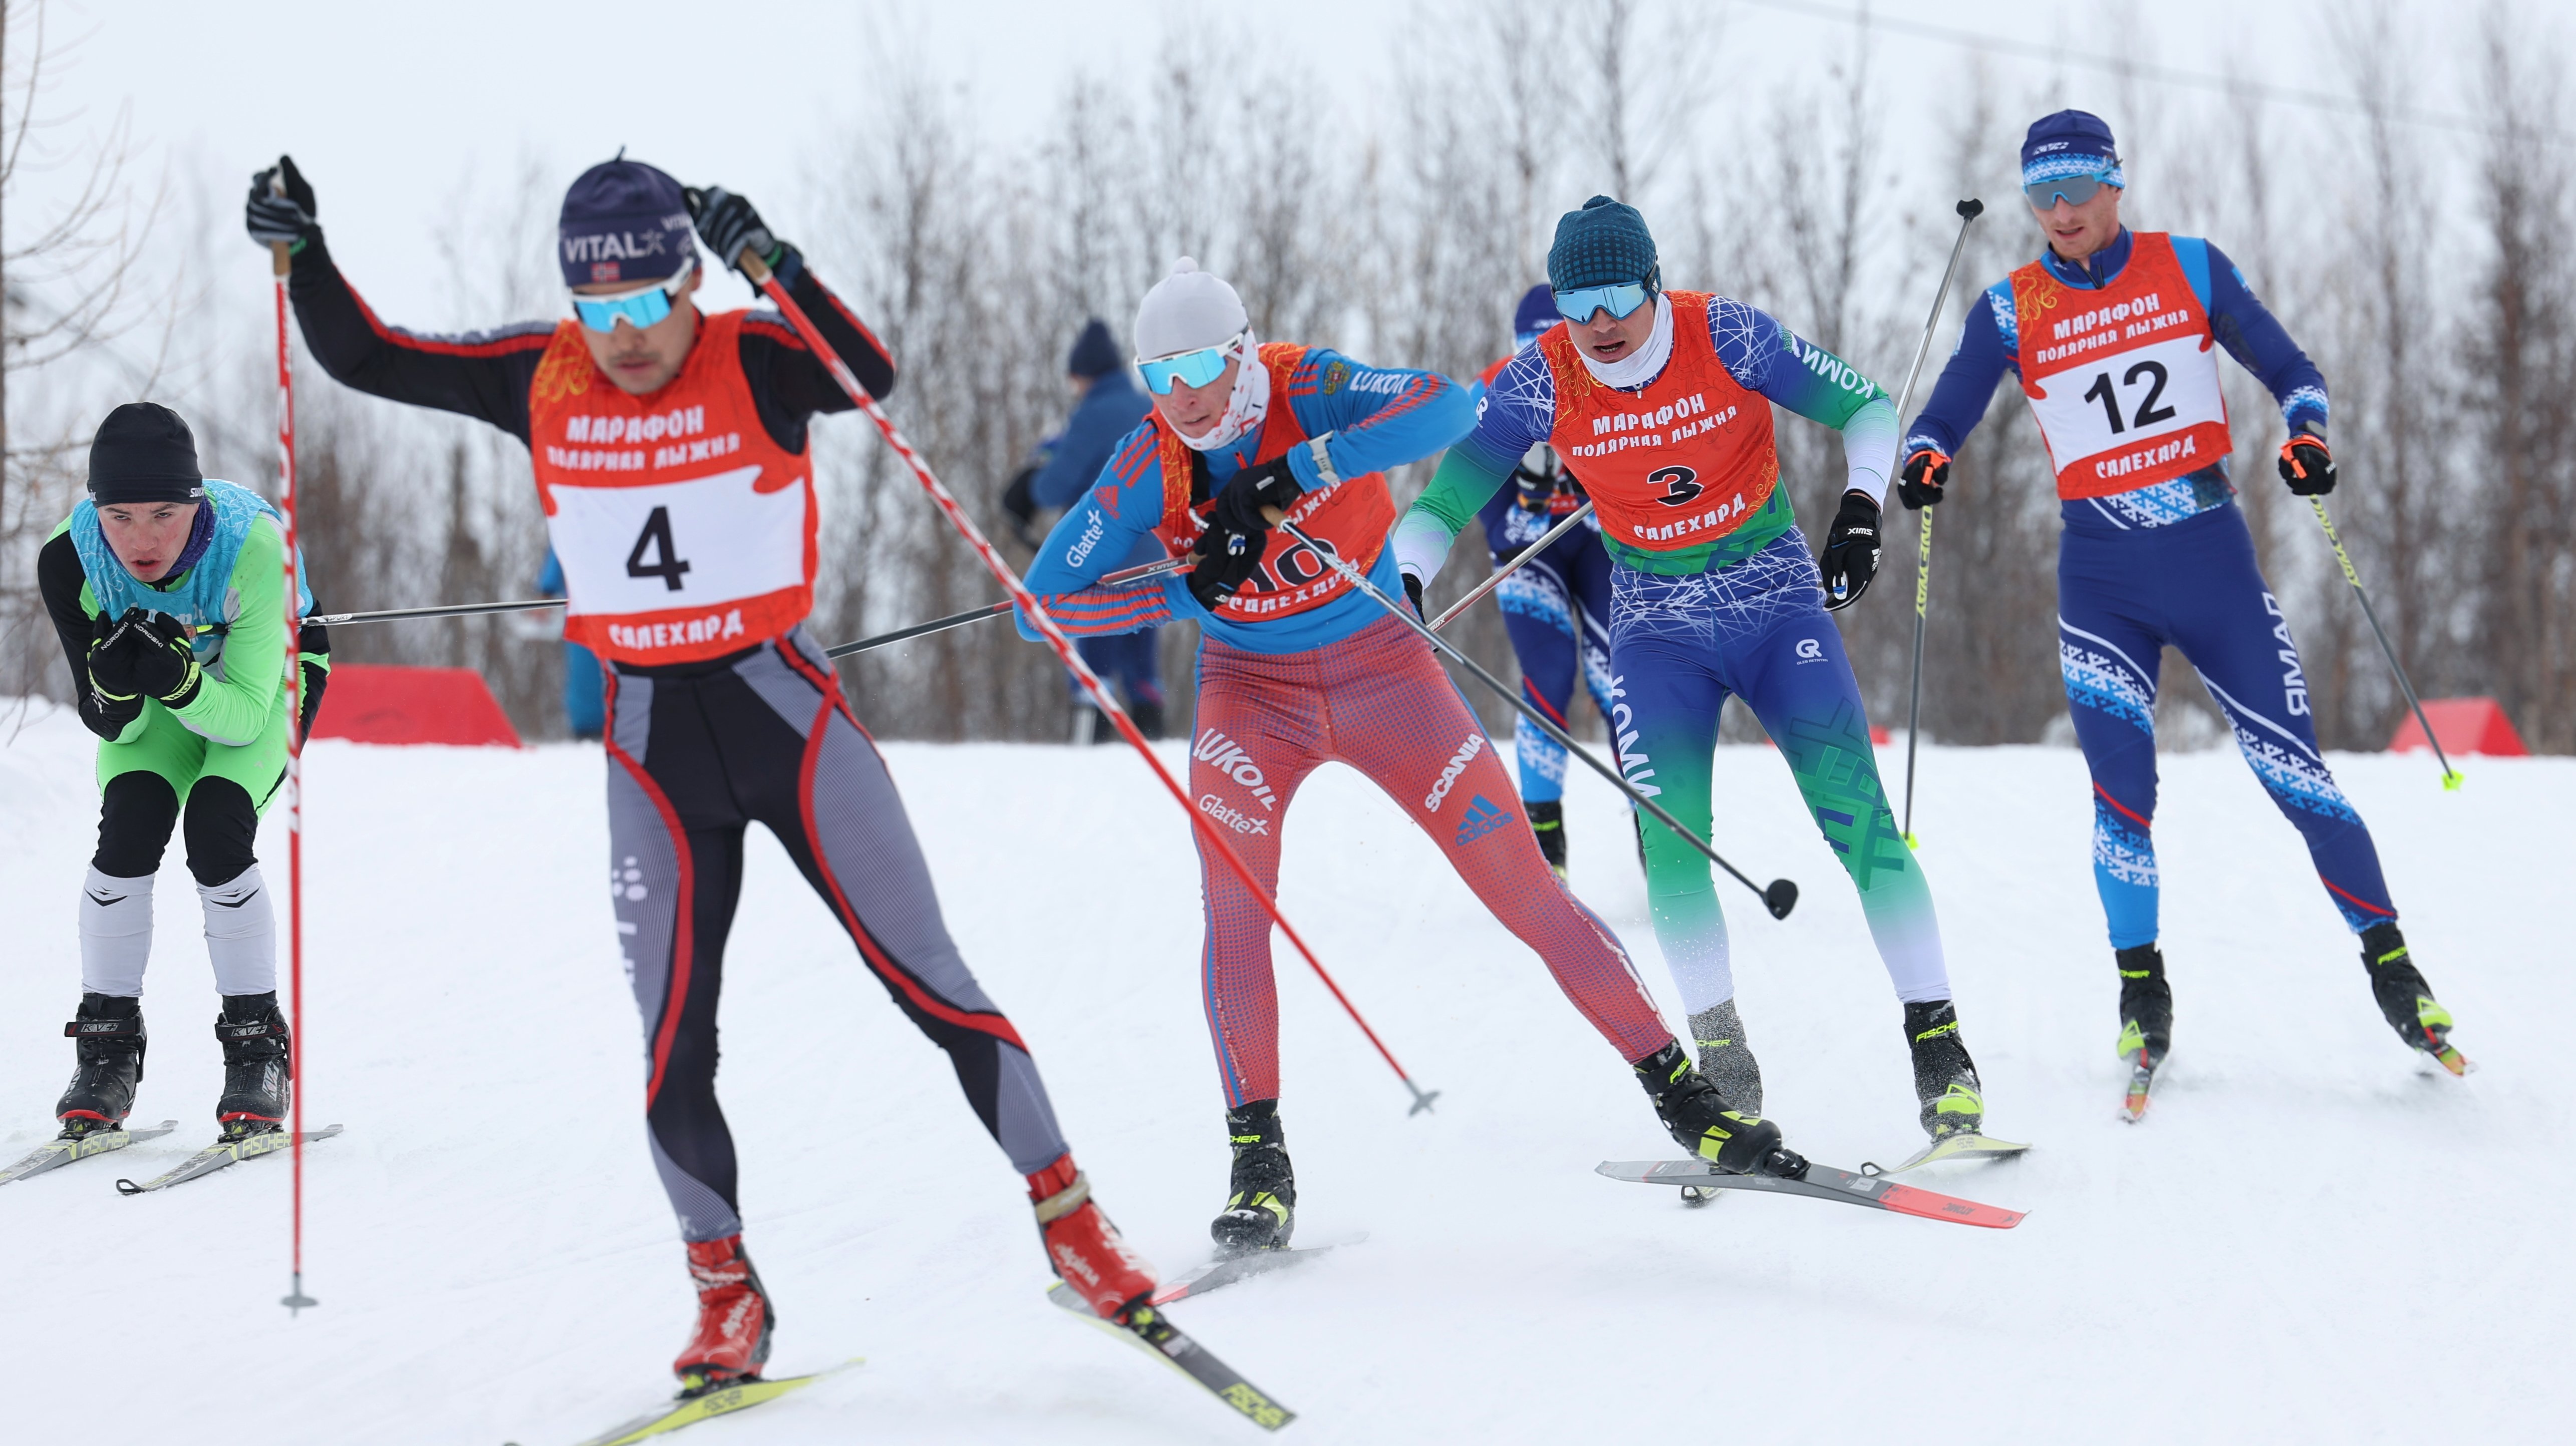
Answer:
[
  {"left": 1896, "top": 446, "right": 1951, "bottom": 509},
  {"left": 2278, "top": 432, "right": 2337, "bottom": 496}
]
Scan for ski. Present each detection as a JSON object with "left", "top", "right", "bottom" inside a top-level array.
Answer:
[
  {"left": 1045, "top": 1286, "right": 1295, "bottom": 1430},
  {"left": 114, "top": 1123, "right": 342, "bottom": 1196},
  {"left": 2426, "top": 1041, "right": 2474, "bottom": 1077},
  {"left": 1861, "top": 1133, "right": 2032, "bottom": 1176},
  {"left": 557, "top": 1358, "right": 864, "bottom": 1446},
  {"left": 1152, "top": 1238, "right": 1361, "bottom": 1306},
  {"left": 0, "top": 1120, "right": 177, "bottom": 1188},
  {"left": 2122, "top": 1053, "right": 2161, "bottom": 1121},
  {"left": 1596, "top": 1159, "right": 2026, "bottom": 1229}
]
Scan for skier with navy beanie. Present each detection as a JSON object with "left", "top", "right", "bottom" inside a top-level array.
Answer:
[
  {"left": 1394, "top": 195, "right": 2000, "bottom": 1158},
  {"left": 1898, "top": 110, "right": 2466, "bottom": 1107},
  {"left": 1467, "top": 283, "right": 1617, "bottom": 877},
  {"left": 1022, "top": 317, "right": 1163, "bottom": 741},
  {"left": 33, "top": 402, "right": 330, "bottom": 1153},
  {"left": 247, "top": 151, "right": 1162, "bottom": 1392}
]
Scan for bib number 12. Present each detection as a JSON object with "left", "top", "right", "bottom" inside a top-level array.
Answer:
[
  {"left": 2080, "top": 360, "right": 2177, "bottom": 436},
  {"left": 626, "top": 506, "right": 693, "bottom": 592}
]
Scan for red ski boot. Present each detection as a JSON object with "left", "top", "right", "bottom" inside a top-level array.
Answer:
[
  {"left": 673, "top": 1235, "right": 774, "bottom": 1391},
  {"left": 1029, "top": 1154, "right": 1157, "bottom": 1321}
]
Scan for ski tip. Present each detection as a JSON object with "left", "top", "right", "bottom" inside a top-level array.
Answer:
[
  {"left": 2430, "top": 1045, "right": 2475, "bottom": 1077},
  {"left": 1875, "top": 1182, "right": 2028, "bottom": 1229}
]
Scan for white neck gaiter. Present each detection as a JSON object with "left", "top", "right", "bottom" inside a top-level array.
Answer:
[
  {"left": 1577, "top": 294, "right": 1674, "bottom": 391},
  {"left": 1176, "top": 334, "right": 1270, "bottom": 452}
]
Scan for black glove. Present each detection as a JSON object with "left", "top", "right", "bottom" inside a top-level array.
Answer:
[
  {"left": 245, "top": 156, "right": 318, "bottom": 248},
  {"left": 88, "top": 609, "right": 203, "bottom": 706},
  {"left": 684, "top": 186, "right": 782, "bottom": 275},
  {"left": 1819, "top": 490, "right": 1882, "bottom": 613},
  {"left": 1511, "top": 457, "right": 1557, "bottom": 513},
  {"left": 1209, "top": 457, "right": 1303, "bottom": 539},
  {"left": 79, "top": 613, "right": 143, "bottom": 737},
  {"left": 1001, "top": 466, "right": 1042, "bottom": 549},
  {"left": 2278, "top": 433, "right": 2337, "bottom": 496},
  {"left": 1402, "top": 572, "right": 1426, "bottom": 617},
  {"left": 1895, "top": 447, "right": 1950, "bottom": 509},
  {"left": 1188, "top": 528, "right": 1268, "bottom": 610}
]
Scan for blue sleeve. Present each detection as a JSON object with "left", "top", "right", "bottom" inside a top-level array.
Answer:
[
  {"left": 1449, "top": 348, "right": 1555, "bottom": 478},
  {"left": 2191, "top": 238, "right": 2330, "bottom": 437},
  {"left": 1903, "top": 282, "right": 2020, "bottom": 457},
  {"left": 1279, "top": 350, "right": 1476, "bottom": 488},
  {"left": 1030, "top": 382, "right": 1153, "bottom": 510},
  {"left": 536, "top": 550, "right": 564, "bottom": 596},
  {"left": 1017, "top": 423, "right": 1167, "bottom": 634}
]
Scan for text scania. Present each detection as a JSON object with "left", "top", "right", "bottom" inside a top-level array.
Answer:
[
  {"left": 1192, "top": 730, "right": 1278, "bottom": 809},
  {"left": 1422, "top": 733, "right": 1485, "bottom": 811},
  {"left": 606, "top": 609, "right": 747, "bottom": 652}
]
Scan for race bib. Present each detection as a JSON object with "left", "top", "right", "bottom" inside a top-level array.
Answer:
[{"left": 546, "top": 464, "right": 804, "bottom": 615}]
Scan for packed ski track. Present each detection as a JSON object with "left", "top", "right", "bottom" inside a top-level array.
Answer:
[{"left": 1, "top": 700, "right": 2564, "bottom": 1444}]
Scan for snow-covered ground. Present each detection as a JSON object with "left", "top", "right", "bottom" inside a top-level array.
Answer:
[{"left": 1, "top": 700, "right": 2565, "bottom": 1444}]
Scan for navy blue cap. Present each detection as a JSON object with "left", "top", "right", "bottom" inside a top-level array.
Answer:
[
  {"left": 1548, "top": 195, "right": 1659, "bottom": 293},
  {"left": 558, "top": 156, "right": 694, "bottom": 288},
  {"left": 1512, "top": 284, "right": 1555, "bottom": 346},
  {"left": 88, "top": 402, "right": 205, "bottom": 505},
  {"left": 2021, "top": 110, "right": 2124, "bottom": 187},
  {"left": 1067, "top": 318, "right": 1122, "bottom": 379}
]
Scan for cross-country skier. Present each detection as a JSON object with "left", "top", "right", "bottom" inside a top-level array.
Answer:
[
  {"left": 1896, "top": 110, "right": 2464, "bottom": 1096},
  {"left": 245, "top": 154, "right": 1159, "bottom": 1387},
  {"left": 1018, "top": 257, "right": 1806, "bottom": 1254},
  {"left": 1472, "top": 284, "right": 1618, "bottom": 877},
  {"left": 1391, "top": 197, "right": 1994, "bottom": 1147},
  {"left": 37, "top": 402, "right": 330, "bottom": 1144}
]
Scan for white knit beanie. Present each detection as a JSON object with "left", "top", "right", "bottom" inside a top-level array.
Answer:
[{"left": 1133, "top": 257, "right": 1249, "bottom": 359}]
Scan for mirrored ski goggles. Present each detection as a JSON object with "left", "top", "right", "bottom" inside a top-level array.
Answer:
[
  {"left": 570, "top": 260, "right": 696, "bottom": 334},
  {"left": 2023, "top": 169, "right": 2119, "bottom": 210},
  {"left": 1137, "top": 334, "right": 1246, "bottom": 395},
  {"left": 1552, "top": 282, "right": 1651, "bottom": 323}
]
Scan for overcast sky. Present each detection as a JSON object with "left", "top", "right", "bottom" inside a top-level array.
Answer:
[{"left": 8, "top": 0, "right": 2510, "bottom": 333}]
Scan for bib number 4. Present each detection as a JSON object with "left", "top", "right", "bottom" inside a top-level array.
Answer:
[
  {"left": 2080, "top": 360, "right": 2178, "bottom": 436},
  {"left": 626, "top": 506, "right": 693, "bottom": 592}
]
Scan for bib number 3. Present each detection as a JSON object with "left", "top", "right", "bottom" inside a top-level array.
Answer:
[
  {"left": 1650, "top": 464, "right": 1704, "bottom": 507},
  {"left": 626, "top": 506, "right": 694, "bottom": 592}
]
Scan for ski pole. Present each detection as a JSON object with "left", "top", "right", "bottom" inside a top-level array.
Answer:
[
  {"left": 1898, "top": 197, "right": 1985, "bottom": 849},
  {"left": 825, "top": 555, "right": 1189, "bottom": 661},
  {"left": 2309, "top": 496, "right": 2462, "bottom": 790},
  {"left": 305, "top": 597, "right": 565, "bottom": 627},
  {"left": 1428, "top": 501, "right": 1596, "bottom": 633},
  {"left": 1271, "top": 514, "right": 1799, "bottom": 921},
  {"left": 733, "top": 246, "right": 1440, "bottom": 1117},
  {"left": 271, "top": 234, "right": 317, "bottom": 1317}
]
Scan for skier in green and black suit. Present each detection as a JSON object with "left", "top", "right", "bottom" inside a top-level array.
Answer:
[{"left": 35, "top": 403, "right": 329, "bottom": 1142}]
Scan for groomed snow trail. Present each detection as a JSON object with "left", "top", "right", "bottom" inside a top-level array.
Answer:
[{"left": 1, "top": 701, "right": 2565, "bottom": 1444}]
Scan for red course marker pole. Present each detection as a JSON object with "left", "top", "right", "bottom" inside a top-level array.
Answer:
[
  {"left": 738, "top": 249, "right": 1438, "bottom": 1116},
  {"left": 273, "top": 238, "right": 318, "bottom": 1315}
]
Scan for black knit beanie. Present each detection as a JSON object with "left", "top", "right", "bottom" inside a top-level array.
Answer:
[{"left": 88, "top": 403, "right": 205, "bottom": 505}]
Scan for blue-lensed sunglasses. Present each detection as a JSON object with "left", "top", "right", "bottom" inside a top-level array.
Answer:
[
  {"left": 1138, "top": 334, "right": 1244, "bottom": 395},
  {"left": 2024, "top": 170, "right": 2117, "bottom": 210},
  {"left": 571, "top": 260, "right": 696, "bottom": 334},
  {"left": 1552, "top": 282, "right": 1650, "bottom": 324}
]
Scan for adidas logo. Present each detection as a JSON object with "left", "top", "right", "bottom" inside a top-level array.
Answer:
[{"left": 1453, "top": 794, "right": 1514, "bottom": 847}]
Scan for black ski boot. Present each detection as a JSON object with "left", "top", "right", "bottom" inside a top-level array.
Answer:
[
  {"left": 1211, "top": 1099, "right": 1295, "bottom": 1255},
  {"left": 2115, "top": 943, "right": 2172, "bottom": 1069},
  {"left": 1527, "top": 799, "right": 1568, "bottom": 877},
  {"left": 214, "top": 993, "right": 291, "bottom": 1138},
  {"left": 2359, "top": 923, "right": 2465, "bottom": 1070},
  {"left": 1903, "top": 1000, "right": 1984, "bottom": 1140},
  {"left": 56, "top": 993, "right": 146, "bottom": 1138},
  {"left": 1633, "top": 1041, "right": 1804, "bottom": 1178}
]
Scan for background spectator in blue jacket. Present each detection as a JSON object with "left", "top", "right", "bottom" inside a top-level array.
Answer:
[
  {"left": 536, "top": 548, "right": 605, "bottom": 741},
  {"left": 1023, "top": 318, "right": 1164, "bottom": 741}
]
